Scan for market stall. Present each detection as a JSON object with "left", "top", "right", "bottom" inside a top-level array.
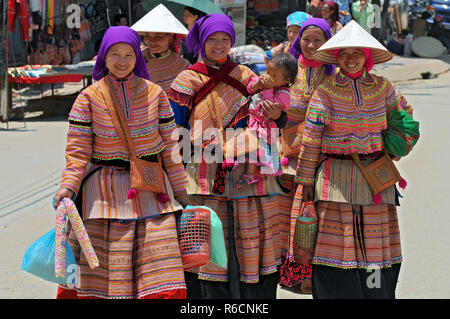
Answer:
[{"left": 5, "top": 61, "right": 94, "bottom": 118}]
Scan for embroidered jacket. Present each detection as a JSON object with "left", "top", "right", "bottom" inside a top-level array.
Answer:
[
  {"left": 295, "top": 70, "right": 413, "bottom": 185},
  {"left": 60, "top": 73, "right": 189, "bottom": 196},
  {"left": 288, "top": 60, "right": 330, "bottom": 126},
  {"left": 143, "top": 49, "right": 190, "bottom": 97}
]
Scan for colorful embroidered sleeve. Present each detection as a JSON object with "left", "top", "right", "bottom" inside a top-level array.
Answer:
[
  {"left": 158, "top": 90, "right": 190, "bottom": 193},
  {"left": 247, "top": 76, "right": 260, "bottom": 94},
  {"left": 294, "top": 86, "right": 332, "bottom": 185},
  {"left": 383, "top": 77, "right": 414, "bottom": 117},
  {"left": 169, "top": 69, "right": 203, "bottom": 109},
  {"left": 60, "top": 91, "right": 93, "bottom": 194}
]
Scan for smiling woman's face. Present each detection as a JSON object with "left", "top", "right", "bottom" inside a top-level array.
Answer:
[
  {"left": 300, "top": 27, "right": 327, "bottom": 60},
  {"left": 204, "top": 32, "right": 232, "bottom": 62},
  {"left": 143, "top": 32, "right": 173, "bottom": 54},
  {"left": 337, "top": 48, "right": 366, "bottom": 74},
  {"left": 105, "top": 43, "right": 136, "bottom": 78},
  {"left": 287, "top": 25, "right": 301, "bottom": 45}
]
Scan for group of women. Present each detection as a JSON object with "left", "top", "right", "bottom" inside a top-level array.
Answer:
[{"left": 52, "top": 5, "right": 418, "bottom": 300}]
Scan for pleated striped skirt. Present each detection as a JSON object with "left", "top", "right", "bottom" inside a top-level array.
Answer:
[
  {"left": 188, "top": 194, "right": 281, "bottom": 284},
  {"left": 312, "top": 201, "right": 402, "bottom": 269},
  {"left": 58, "top": 215, "right": 186, "bottom": 299}
]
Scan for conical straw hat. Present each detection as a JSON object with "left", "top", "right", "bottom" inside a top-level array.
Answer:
[
  {"left": 312, "top": 20, "right": 394, "bottom": 64},
  {"left": 131, "top": 4, "right": 188, "bottom": 35}
]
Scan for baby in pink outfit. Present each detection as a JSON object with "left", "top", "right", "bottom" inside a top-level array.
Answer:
[{"left": 242, "top": 52, "right": 298, "bottom": 183}]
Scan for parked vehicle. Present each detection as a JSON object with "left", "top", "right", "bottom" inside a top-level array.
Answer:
[{"left": 408, "top": 0, "right": 429, "bottom": 20}]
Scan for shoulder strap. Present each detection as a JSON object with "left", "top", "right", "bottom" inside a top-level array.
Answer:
[
  {"left": 196, "top": 72, "right": 223, "bottom": 131},
  {"left": 188, "top": 60, "right": 248, "bottom": 106},
  {"left": 97, "top": 77, "right": 137, "bottom": 158},
  {"left": 98, "top": 77, "right": 162, "bottom": 165}
]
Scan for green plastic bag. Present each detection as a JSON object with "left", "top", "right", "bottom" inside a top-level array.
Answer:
[
  {"left": 383, "top": 108, "right": 420, "bottom": 157},
  {"left": 185, "top": 205, "right": 227, "bottom": 269}
]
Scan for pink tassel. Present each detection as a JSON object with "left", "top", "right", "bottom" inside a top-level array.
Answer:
[
  {"left": 281, "top": 157, "right": 289, "bottom": 166},
  {"left": 372, "top": 193, "right": 382, "bottom": 204},
  {"left": 399, "top": 178, "right": 407, "bottom": 189},
  {"left": 156, "top": 193, "right": 170, "bottom": 203},
  {"left": 127, "top": 188, "right": 138, "bottom": 200}
]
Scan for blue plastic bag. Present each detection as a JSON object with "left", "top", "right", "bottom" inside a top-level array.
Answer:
[
  {"left": 21, "top": 228, "right": 77, "bottom": 285},
  {"left": 185, "top": 205, "right": 227, "bottom": 269}
]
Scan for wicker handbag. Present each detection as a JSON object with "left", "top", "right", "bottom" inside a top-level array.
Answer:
[
  {"left": 176, "top": 206, "right": 211, "bottom": 270},
  {"left": 99, "top": 77, "right": 164, "bottom": 193}
]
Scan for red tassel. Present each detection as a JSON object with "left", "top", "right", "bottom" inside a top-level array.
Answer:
[
  {"left": 372, "top": 193, "right": 382, "bottom": 204},
  {"left": 281, "top": 157, "right": 289, "bottom": 166},
  {"left": 156, "top": 193, "right": 170, "bottom": 203},
  {"left": 127, "top": 188, "right": 138, "bottom": 200},
  {"left": 399, "top": 178, "right": 407, "bottom": 189}
]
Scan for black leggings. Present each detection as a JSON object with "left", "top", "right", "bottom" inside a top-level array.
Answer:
[{"left": 312, "top": 263, "right": 401, "bottom": 299}]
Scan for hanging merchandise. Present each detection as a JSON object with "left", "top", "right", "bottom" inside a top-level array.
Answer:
[
  {"left": 8, "top": 0, "right": 30, "bottom": 41},
  {"left": 78, "top": 7, "right": 92, "bottom": 42},
  {"left": 47, "top": 0, "right": 54, "bottom": 35}
]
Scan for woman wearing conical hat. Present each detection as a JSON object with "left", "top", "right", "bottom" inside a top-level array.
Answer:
[
  {"left": 131, "top": 4, "right": 191, "bottom": 97},
  {"left": 296, "top": 21, "right": 418, "bottom": 298}
]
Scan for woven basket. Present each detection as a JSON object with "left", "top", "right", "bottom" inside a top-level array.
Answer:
[
  {"left": 177, "top": 207, "right": 211, "bottom": 270},
  {"left": 293, "top": 202, "right": 318, "bottom": 264}
]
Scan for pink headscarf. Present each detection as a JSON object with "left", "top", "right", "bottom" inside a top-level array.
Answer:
[{"left": 333, "top": 48, "right": 375, "bottom": 72}]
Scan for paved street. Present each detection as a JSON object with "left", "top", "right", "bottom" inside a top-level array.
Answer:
[{"left": 1, "top": 70, "right": 449, "bottom": 299}]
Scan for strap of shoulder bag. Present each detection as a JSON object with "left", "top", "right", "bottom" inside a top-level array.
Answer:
[{"left": 98, "top": 77, "right": 161, "bottom": 164}]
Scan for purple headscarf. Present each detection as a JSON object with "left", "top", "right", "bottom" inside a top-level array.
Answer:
[
  {"left": 185, "top": 14, "right": 235, "bottom": 61},
  {"left": 288, "top": 18, "right": 335, "bottom": 76},
  {"left": 92, "top": 26, "right": 150, "bottom": 81}
]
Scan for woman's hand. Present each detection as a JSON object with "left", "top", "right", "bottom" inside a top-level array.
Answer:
[
  {"left": 260, "top": 100, "right": 282, "bottom": 120},
  {"left": 53, "top": 187, "right": 74, "bottom": 209},
  {"left": 302, "top": 185, "right": 315, "bottom": 202},
  {"left": 174, "top": 189, "right": 191, "bottom": 207}
]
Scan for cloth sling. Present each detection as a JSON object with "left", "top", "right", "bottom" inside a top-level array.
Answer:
[{"left": 187, "top": 59, "right": 249, "bottom": 107}]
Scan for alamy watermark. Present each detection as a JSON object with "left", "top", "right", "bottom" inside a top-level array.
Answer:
[
  {"left": 65, "top": 263, "right": 81, "bottom": 288},
  {"left": 366, "top": 264, "right": 381, "bottom": 289},
  {"left": 171, "top": 123, "right": 281, "bottom": 175},
  {"left": 66, "top": 4, "right": 81, "bottom": 29},
  {"left": 370, "top": 5, "right": 382, "bottom": 29}
]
